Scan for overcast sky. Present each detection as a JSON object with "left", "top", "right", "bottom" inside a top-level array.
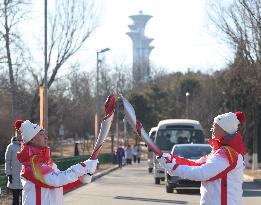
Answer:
[{"left": 27, "top": 0, "right": 233, "bottom": 74}]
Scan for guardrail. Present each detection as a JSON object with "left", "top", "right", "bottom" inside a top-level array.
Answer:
[{"left": 0, "top": 153, "right": 113, "bottom": 192}]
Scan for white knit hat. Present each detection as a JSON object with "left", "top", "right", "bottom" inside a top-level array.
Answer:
[
  {"left": 20, "top": 120, "right": 43, "bottom": 143},
  {"left": 213, "top": 112, "right": 240, "bottom": 134}
]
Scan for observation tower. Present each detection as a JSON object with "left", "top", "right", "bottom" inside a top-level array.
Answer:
[{"left": 127, "top": 11, "right": 154, "bottom": 83}]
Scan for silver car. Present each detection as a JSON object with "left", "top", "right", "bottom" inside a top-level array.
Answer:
[{"left": 165, "top": 144, "right": 212, "bottom": 193}]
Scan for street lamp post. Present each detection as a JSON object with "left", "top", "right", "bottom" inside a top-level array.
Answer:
[
  {"left": 186, "top": 92, "right": 190, "bottom": 118},
  {"left": 94, "top": 48, "right": 110, "bottom": 144},
  {"left": 116, "top": 80, "right": 120, "bottom": 147},
  {"left": 123, "top": 118, "right": 128, "bottom": 144}
]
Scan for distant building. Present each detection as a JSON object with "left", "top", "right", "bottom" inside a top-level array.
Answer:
[{"left": 127, "top": 11, "right": 154, "bottom": 83}]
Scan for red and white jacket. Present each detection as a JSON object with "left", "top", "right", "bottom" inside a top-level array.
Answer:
[
  {"left": 17, "top": 144, "right": 92, "bottom": 205},
  {"left": 169, "top": 131, "right": 246, "bottom": 205}
]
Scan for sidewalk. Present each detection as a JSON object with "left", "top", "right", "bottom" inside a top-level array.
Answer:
[
  {"left": 64, "top": 163, "right": 119, "bottom": 194},
  {"left": 92, "top": 164, "right": 119, "bottom": 181}
]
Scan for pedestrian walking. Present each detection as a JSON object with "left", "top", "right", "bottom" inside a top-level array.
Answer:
[
  {"left": 125, "top": 144, "right": 132, "bottom": 165},
  {"left": 132, "top": 145, "right": 137, "bottom": 163},
  {"left": 5, "top": 120, "right": 23, "bottom": 205},
  {"left": 158, "top": 111, "right": 246, "bottom": 205},
  {"left": 116, "top": 144, "right": 125, "bottom": 168},
  {"left": 134, "top": 144, "right": 141, "bottom": 163},
  {"left": 16, "top": 120, "right": 98, "bottom": 205}
]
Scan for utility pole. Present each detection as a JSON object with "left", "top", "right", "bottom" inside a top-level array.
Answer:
[
  {"left": 44, "top": 0, "right": 48, "bottom": 132},
  {"left": 59, "top": 125, "right": 64, "bottom": 157},
  {"left": 252, "top": 97, "right": 258, "bottom": 170}
]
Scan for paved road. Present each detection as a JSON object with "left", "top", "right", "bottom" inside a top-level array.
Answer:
[{"left": 64, "top": 161, "right": 261, "bottom": 205}]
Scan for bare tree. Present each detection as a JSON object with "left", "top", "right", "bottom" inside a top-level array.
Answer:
[
  {"left": 207, "top": 0, "right": 261, "bottom": 164},
  {"left": 207, "top": 0, "right": 261, "bottom": 65},
  {"left": 30, "top": 0, "right": 102, "bottom": 120},
  {"left": 0, "top": 0, "right": 31, "bottom": 128}
]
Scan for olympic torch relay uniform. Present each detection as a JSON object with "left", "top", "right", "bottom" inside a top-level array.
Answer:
[
  {"left": 17, "top": 144, "right": 93, "bottom": 205},
  {"left": 16, "top": 120, "right": 97, "bottom": 205},
  {"left": 171, "top": 133, "right": 245, "bottom": 205},
  {"left": 158, "top": 112, "right": 246, "bottom": 205}
]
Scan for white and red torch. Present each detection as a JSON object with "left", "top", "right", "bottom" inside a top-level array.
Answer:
[
  {"left": 79, "top": 94, "right": 116, "bottom": 184},
  {"left": 89, "top": 94, "right": 116, "bottom": 160},
  {"left": 119, "top": 95, "right": 163, "bottom": 157}
]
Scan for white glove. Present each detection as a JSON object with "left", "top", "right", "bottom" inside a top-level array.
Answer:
[
  {"left": 157, "top": 153, "right": 172, "bottom": 169},
  {"left": 79, "top": 174, "right": 92, "bottom": 184},
  {"left": 157, "top": 153, "right": 176, "bottom": 176},
  {"left": 84, "top": 159, "right": 98, "bottom": 174},
  {"left": 165, "top": 158, "right": 176, "bottom": 176}
]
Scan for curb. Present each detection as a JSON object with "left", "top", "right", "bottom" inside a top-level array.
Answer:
[{"left": 243, "top": 174, "right": 261, "bottom": 185}]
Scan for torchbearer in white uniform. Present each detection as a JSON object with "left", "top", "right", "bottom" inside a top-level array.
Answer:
[
  {"left": 16, "top": 120, "right": 98, "bottom": 205},
  {"left": 158, "top": 111, "right": 246, "bottom": 205}
]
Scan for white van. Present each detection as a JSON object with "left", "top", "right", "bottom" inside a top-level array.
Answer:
[
  {"left": 153, "top": 119, "right": 205, "bottom": 184},
  {"left": 147, "top": 127, "right": 157, "bottom": 173}
]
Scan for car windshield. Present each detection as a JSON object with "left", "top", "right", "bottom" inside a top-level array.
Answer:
[
  {"left": 172, "top": 146, "right": 212, "bottom": 159},
  {"left": 155, "top": 129, "right": 204, "bottom": 151}
]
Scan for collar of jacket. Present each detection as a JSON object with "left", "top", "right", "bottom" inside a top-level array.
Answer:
[
  {"left": 209, "top": 131, "right": 246, "bottom": 156},
  {"left": 17, "top": 143, "right": 52, "bottom": 164}
]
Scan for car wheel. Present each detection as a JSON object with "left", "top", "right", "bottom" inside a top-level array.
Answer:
[
  {"left": 148, "top": 168, "right": 153, "bottom": 173},
  {"left": 166, "top": 184, "right": 174, "bottom": 193},
  {"left": 155, "top": 178, "right": 160, "bottom": 184},
  {"left": 176, "top": 189, "right": 183, "bottom": 194}
]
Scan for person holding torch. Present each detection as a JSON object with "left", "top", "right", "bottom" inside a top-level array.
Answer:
[
  {"left": 16, "top": 120, "right": 98, "bottom": 205},
  {"left": 158, "top": 112, "right": 246, "bottom": 205}
]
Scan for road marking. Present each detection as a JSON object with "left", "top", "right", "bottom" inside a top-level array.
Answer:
[{"left": 114, "top": 196, "right": 187, "bottom": 204}]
